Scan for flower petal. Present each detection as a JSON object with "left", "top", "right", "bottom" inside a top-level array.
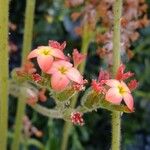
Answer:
[
  {"left": 37, "top": 55, "right": 53, "bottom": 72},
  {"left": 46, "top": 60, "right": 73, "bottom": 74},
  {"left": 73, "top": 49, "right": 86, "bottom": 67},
  {"left": 51, "top": 72, "right": 69, "bottom": 91},
  {"left": 105, "top": 79, "right": 120, "bottom": 87},
  {"left": 27, "top": 49, "right": 39, "bottom": 59},
  {"left": 57, "top": 60, "right": 73, "bottom": 68},
  {"left": 66, "top": 68, "right": 83, "bottom": 84},
  {"left": 46, "top": 61, "right": 59, "bottom": 74},
  {"left": 120, "top": 81, "right": 130, "bottom": 93},
  {"left": 123, "top": 93, "right": 134, "bottom": 111},
  {"left": 51, "top": 47, "right": 66, "bottom": 59},
  {"left": 105, "top": 88, "right": 122, "bottom": 104}
]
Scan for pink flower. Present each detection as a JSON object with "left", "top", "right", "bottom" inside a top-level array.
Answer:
[
  {"left": 115, "top": 64, "right": 134, "bottom": 80},
  {"left": 105, "top": 79, "right": 134, "bottom": 111},
  {"left": 72, "top": 49, "right": 86, "bottom": 68},
  {"left": 128, "top": 79, "right": 138, "bottom": 91},
  {"left": 98, "top": 68, "right": 110, "bottom": 82},
  {"left": 27, "top": 46, "right": 65, "bottom": 72},
  {"left": 47, "top": 60, "right": 83, "bottom": 91},
  {"left": 71, "top": 112, "right": 84, "bottom": 126},
  {"left": 32, "top": 73, "right": 42, "bottom": 83},
  {"left": 91, "top": 69, "right": 110, "bottom": 93},
  {"left": 49, "top": 40, "right": 66, "bottom": 51},
  {"left": 72, "top": 79, "right": 88, "bottom": 91},
  {"left": 91, "top": 80, "right": 106, "bottom": 94}
]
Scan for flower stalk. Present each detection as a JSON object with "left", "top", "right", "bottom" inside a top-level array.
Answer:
[
  {"left": 22, "top": 0, "right": 36, "bottom": 63},
  {"left": 111, "top": 0, "right": 123, "bottom": 150},
  {"left": 0, "top": 0, "right": 9, "bottom": 149},
  {"left": 12, "top": 0, "right": 36, "bottom": 150},
  {"left": 61, "top": 23, "right": 92, "bottom": 150}
]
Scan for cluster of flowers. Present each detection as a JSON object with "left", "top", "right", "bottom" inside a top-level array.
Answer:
[
  {"left": 71, "top": 64, "right": 138, "bottom": 126},
  {"left": 23, "top": 40, "right": 87, "bottom": 126},
  {"left": 27, "top": 40, "right": 86, "bottom": 92},
  {"left": 92, "top": 64, "right": 138, "bottom": 111},
  {"left": 65, "top": 0, "right": 149, "bottom": 64},
  {"left": 16, "top": 40, "right": 138, "bottom": 126}
]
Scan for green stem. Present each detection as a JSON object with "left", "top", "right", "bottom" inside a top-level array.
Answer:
[
  {"left": 0, "top": 0, "right": 9, "bottom": 149},
  {"left": 31, "top": 104, "right": 63, "bottom": 118},
  {"left": 11, "top": 94, "right": 26, "bottom": 150},
  {"left": 12, "top": 0, "right": 36, "bottom": 150},
  {"left": 8, "top": 132, "right": 44, "bottom": 150},
  {"left": 22, "top": 0, "right": 36, "bottom": 63},
  {"left": 111, "top": 0, "right": 122, "bottom": 150},
  {"left": 61, "top": 23, "right": 92, "bottom": 150}
]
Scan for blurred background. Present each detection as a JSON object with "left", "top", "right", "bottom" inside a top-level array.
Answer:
[{"left": 8, "top": 0, "right": 150, "bottom": 149}]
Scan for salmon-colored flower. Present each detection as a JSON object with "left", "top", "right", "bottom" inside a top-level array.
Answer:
[
  {"left": 47, "top": 60, "right": 83, "bottom": 91},
  {"left": 91, "top": 80, "right": 106, "bottom": 94},
  {"left": 98, "top": 68, "right": 110, "bottom": 82},
  {"left": 27, "top": 46, "right": 65, "bottom": 72},
  {"left": 91, "top": 69, "right": 110, "bottom": 93},
  {"left": 72, "top": 79, "right": 88, "bottom": 91},
  {"left": 105, "top": 79, "right": 134, "bottom": 111},
  {"left": 49, "top": 40, "right": 66, "bottom": 51},
  {"left": 115, "top": 64, "right": 134, "bottom": 80},
  {"left": 72, "top": 49, "right": 86, "bottom": 68},
  {"left": 16, "top": 61, "right": 36, "bottom": 76},
  {"left": 128, "top": 79, "right": 138, "bottom": 91}
]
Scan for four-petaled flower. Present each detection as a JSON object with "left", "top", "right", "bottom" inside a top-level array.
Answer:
[
  {"left": 105, "top": 79, "right": 134, "bottom": 111},
  {"left": 71, "top": 112, "right": 84, "bottom": 126},
  {"left": 47, "top": 60, "right": 83, "bottom": 91},
  {"left": 27, "top": 46, "right": 65, "bottom": 72}
]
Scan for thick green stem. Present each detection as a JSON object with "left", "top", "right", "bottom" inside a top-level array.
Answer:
[
  {"left": 111, "top": 0, "right": 122, "bottom": 150},
  {"left": 12, "top": 0, "right": 36, "bottom": 150},
  {"left": 61, "top": 24, "right": 92, "bottom": 150},
  {"left": 0, "top": 0, "right": 9, "bottom": 149}
]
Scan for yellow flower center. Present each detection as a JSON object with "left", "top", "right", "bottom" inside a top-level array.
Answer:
[
  {"left": 58, "top": 66, "right": 68, "bottom": 74},
  {"left": 39, "top": 48, "right": 52, "bottom": 56},
  {"left": 118, "top": 85, "right": 126, "bottom": 95}
]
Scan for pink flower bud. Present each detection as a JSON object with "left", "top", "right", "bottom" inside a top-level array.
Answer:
[
  {"left": 72, "top": 49, "right": 86, "bottom": 68},
  {"left": 32, "top": 73, "right": 42, "bottom": 83},
  {"left": 71, "top": 112, "right": 84, "bottom": 126},
  {"left": 128, "top": 79, "right": 138, "bottom": 91},
  {"left": 91, "top": 80, "right": 106, "bottom": 94},
  {"left": 49, "top": 40, "right": 66, "bottom": 51},
  {"left": 98, "top": 68, "right": 110, "bottom": 82},
  {"left": 115, "top": 64, "right": 134, "bottom": 80}
]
